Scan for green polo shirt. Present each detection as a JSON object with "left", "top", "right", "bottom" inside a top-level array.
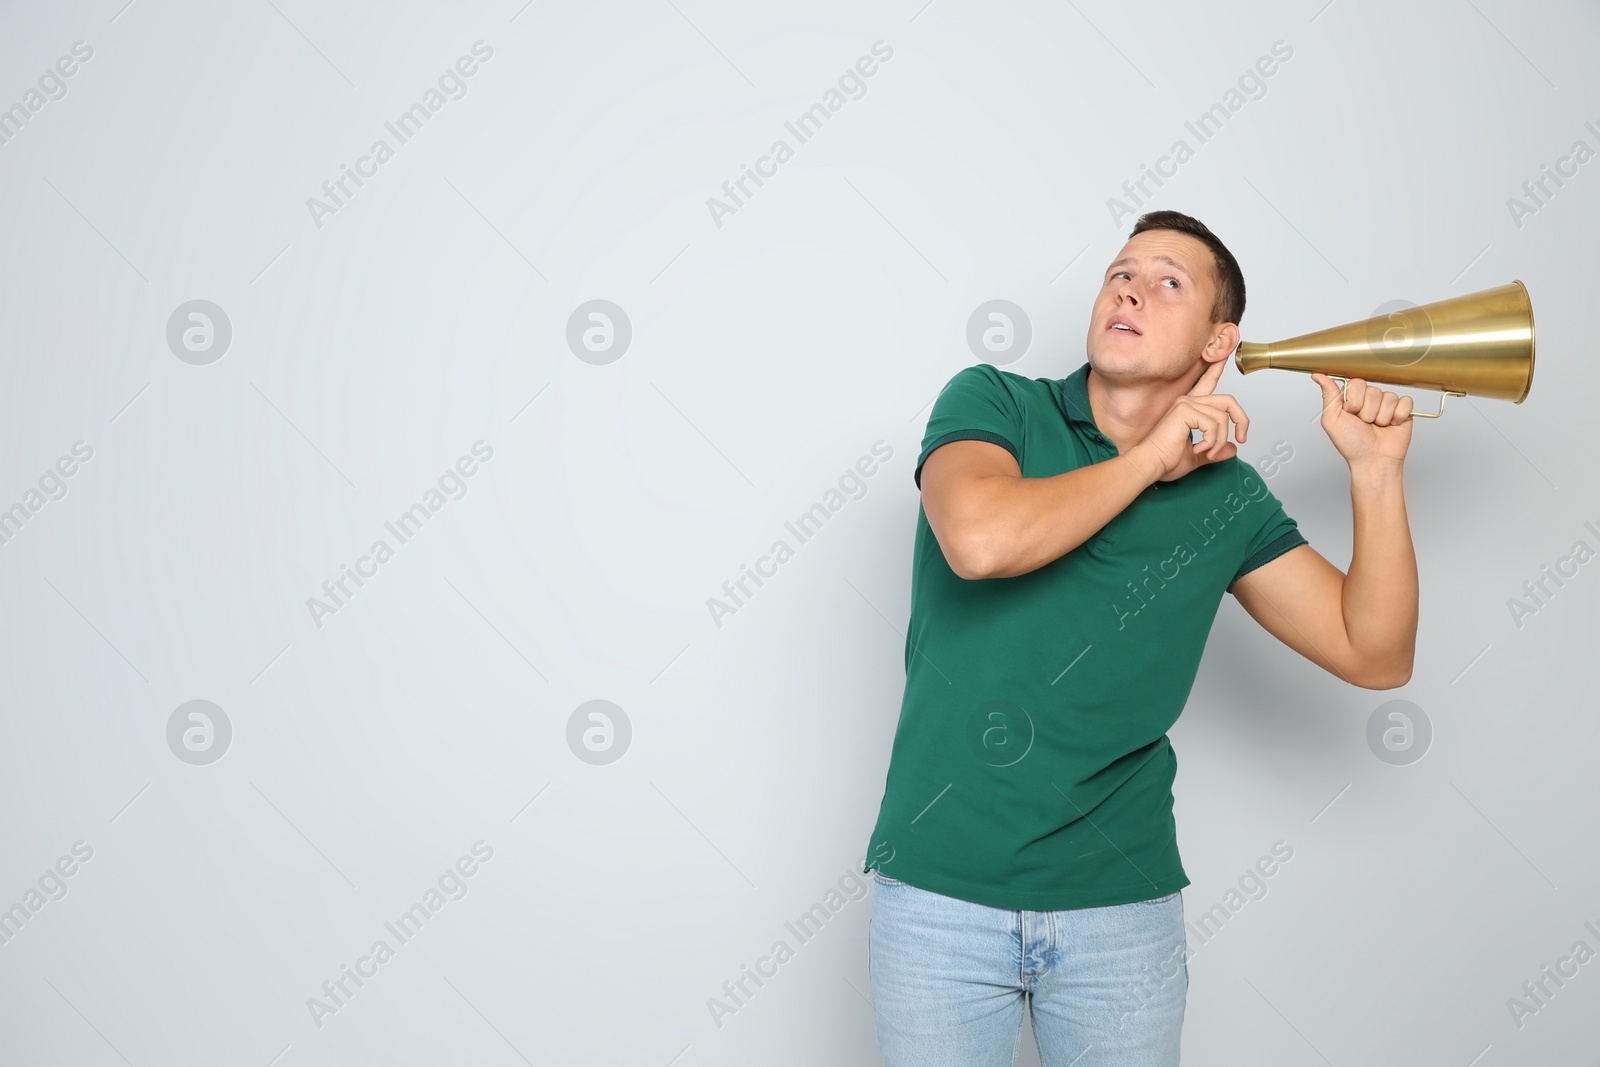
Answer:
[{"left": 862, "top": 360, "right": 1307, "bottom": 910}]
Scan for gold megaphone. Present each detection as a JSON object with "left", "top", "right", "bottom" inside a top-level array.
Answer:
[{"left": 1234, "top": 280, "right": 1535, "bottom": 418}]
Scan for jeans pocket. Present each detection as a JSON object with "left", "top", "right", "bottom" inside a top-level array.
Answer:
[
  {"left": 1136, "top": 890, "right": 1179, "bottom": 905},
  {"left": 871, "top": 868, "right": 906, "bottom": 887}
]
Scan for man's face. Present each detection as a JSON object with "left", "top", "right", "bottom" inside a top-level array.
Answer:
[{"left": 1086, "top": 229, "right": 1230, "bottom": 380}]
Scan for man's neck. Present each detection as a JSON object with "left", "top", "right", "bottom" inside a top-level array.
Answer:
[{"left": 1085, "top": 364, "right": 1204, "bottom": 456}]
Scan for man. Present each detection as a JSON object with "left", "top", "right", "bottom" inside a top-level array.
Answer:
[{"left": 861, "top": 209, "right": 1418, "bottom": 1065}]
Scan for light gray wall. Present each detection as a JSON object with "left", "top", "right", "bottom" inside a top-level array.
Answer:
[{"left": 1, "top": 0, "right": 1594, "bottom": 1063}]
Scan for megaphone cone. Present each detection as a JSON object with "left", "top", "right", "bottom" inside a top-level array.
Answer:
[{"left": 1234, "top": 280, "right": 1535, "bottom": 417}]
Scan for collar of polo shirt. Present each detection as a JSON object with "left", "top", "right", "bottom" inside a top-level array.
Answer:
[
  {"left": 1059, "top": 362, "right": 1096, "bottom": 427},
  {"left": 1059, "top": 362, "right": 1171, "bottom": 486}
]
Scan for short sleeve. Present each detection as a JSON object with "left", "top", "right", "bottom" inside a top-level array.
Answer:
[
  {"left": 1229, "top": 465, "right": 1308, "bottom": 587},
  {"left": 913, "top": 364, "right": 1026, "bottom": 489}
]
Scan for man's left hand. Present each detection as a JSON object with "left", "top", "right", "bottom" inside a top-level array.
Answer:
[{"left": 1312, "top": 373, "right": 1414, "bottom": 466}]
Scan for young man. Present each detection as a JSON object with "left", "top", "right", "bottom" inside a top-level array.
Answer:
[{"left": 861, "top": 210, "right": 1418, "bottom": 1065}]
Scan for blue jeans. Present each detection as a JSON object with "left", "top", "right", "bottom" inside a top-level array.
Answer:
[{"left": 867, "top": 870, "right": 1188, "bottom": 1066}]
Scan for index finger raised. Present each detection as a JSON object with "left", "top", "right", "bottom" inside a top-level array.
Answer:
[{"left": 1187, "top": 356, "right": 1228, "bottom": 397}]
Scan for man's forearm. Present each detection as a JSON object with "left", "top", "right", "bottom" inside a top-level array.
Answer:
[
  {"left": 960, "top": 450, "right": 1159, "bottom": 579},
  {"left": 1342, "top": 458, "right": 1418, "bottom": 684}
]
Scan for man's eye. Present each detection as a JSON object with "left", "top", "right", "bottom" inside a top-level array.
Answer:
[{"left": 1163, "top": 277, "right": 1180, "bottom": 289}]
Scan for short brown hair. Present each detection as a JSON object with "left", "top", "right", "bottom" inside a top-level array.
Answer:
[{"left": 1128, "top": 210, "right": 1245, "bottom": 326}]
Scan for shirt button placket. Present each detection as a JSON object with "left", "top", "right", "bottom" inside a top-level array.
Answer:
[{"left": 1093, "top": 431, "right": 1116, "bottom": 546}]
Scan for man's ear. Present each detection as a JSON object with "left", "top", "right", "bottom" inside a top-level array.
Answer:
[{"left": 1205, "top": 321, "right": 1240, "bottom": 359}]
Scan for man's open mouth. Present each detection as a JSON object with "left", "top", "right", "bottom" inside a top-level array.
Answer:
[{"left": 1107, "top": 317, "right": 1141, "bottom": 335}]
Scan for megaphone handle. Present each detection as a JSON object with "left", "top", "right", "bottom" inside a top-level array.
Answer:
[
  {"left": 1407, "top": 391, "right": 1465, "bottom": 419},
  {"left": 1325, "top": 375, "right": 1463, "bottom": 420}
]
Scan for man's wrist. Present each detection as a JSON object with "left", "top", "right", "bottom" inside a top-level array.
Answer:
[
  {"left": 1348, "top": 455, "right": 1404, "bottom": 489},
  {"left": 1120, "top": 444, "right": 1161, "bottom": 488}
]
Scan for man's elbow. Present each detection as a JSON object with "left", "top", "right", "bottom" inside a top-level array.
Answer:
[
  {"left": 1351, "top": 657, "right": 1414, "bottom": 690},
  {"left": 946, "top": 539, "right": 994, "bottom": 580},
  {"left": 937, "top": 525, "right": 999, "bottom": 580}
]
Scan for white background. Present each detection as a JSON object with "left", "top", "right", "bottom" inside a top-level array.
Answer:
[{"left": 1, "top": 0, "right": 1596, "bottom": 1063}]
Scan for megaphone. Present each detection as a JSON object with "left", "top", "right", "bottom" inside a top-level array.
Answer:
[{"left": 1234, "top": 280, "right": 1535, "bottom": 418}]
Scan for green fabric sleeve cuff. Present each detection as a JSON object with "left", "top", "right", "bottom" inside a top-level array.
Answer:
[
  {"left": 1230, "top": 530, "right": 1308, "bottom": 586},
  {"left": 914, "top": 430, "right": 1020, "bottom": 488}
]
